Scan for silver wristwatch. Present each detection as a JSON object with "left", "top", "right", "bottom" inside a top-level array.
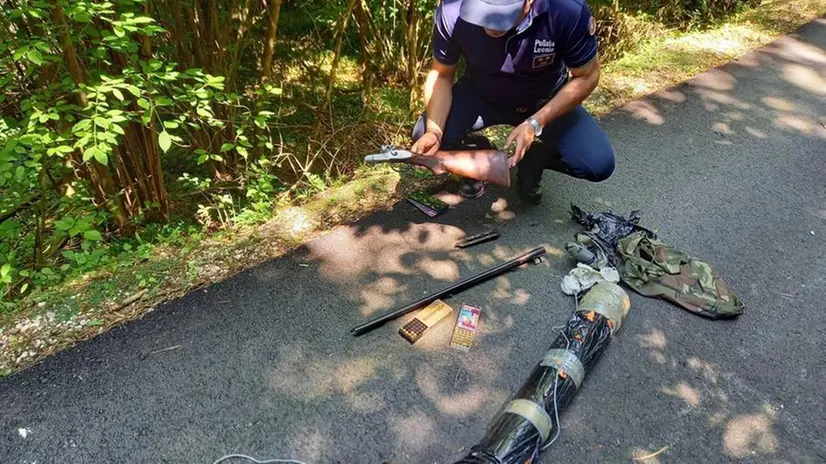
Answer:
[{"left": 526, "top": 117, "right": 543, "bottom": 137}]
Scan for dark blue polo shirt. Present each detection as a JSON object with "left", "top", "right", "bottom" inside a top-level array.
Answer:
[{"left": 433, "top": 0, "right": 598, "bottom": 107}]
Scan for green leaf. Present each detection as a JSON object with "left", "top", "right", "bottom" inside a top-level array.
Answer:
[
  {"left": 137, "top": 98, "right": 150, "bottom": 109},
  {"left": 27, "top": 49, "right": 43, "bottom": 65},
  {"left": 0, "top": 263, "right": 10, "bottom": 278},
  {"left": 76, "top": 135, "right": 92, "bottom": 149},
  {"left": 94, "top": 117, "right": 110, "bottom": 129},
  {"left": 131, "top": 16, "right": 154, "bottom": 24},
  {"left": 19, "top": 270, "right": 30, "bottom": 277},
  {"left": 13, "top": 48, "right": 26, "bottom": 61},
  {"left": 20, "top": 282, "right": 29, "bottom": 294},
  {"left": 84, "top": 146, "right": 100, "bottom": 162},
  {"left": 83, "top": 230, "right": 102, "bottom": 241},
  {"left": 114, "top": 26, "right": 126, "bottom": 38},
  {"left": 111, "top": 124, "right": 125, "bottom": 135},
  {"left": 39, "top": 113, "right": 50, "bottom": 123},
  {"left": 94, "top": 148, "right": 108, "bottom": 165},
  {"left": 237, "top": 146, "right": 248, "bottom": 159},
  {"left": 126, "top": 85, "right": 141, "bottom": 97},
  {"left": 163, "top": 121, "right": 179, "bottom": 129},
  {"left": 197, "top": 154, "right": 208, "bottom": 165},
  {"left": 70, "top": 221, "right": 90, "bottom": 236},
  {"left": 73, "top": 119, "right": 92, "bottom": 132},
  {"left": 158, "top": 131, "right": 171, "bottom": 152},
  {"left": 220, "top": 143, "right": 234, "bottom": 153},
  {"left": 15, "top": 166, "right": 25, "bottom": 182},
  {"left": 54, "top": 218, "right": 75, "bottom": 231},
  {"left": 112, "top": 88, "right": 124, "bottom": 101},
  {"left": 74, "top": 13, "right": 90, "bottom": 23}
]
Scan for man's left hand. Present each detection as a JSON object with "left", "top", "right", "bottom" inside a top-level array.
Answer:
[{"left": 505, "top": 122, "right": 536, "bottom": 168}]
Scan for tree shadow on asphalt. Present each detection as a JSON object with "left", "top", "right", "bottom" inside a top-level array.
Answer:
[
  {"left": 248, "top": 17, "right": 826, "bottom": 463},
  {"left": 1, "top": 18, "right": 825, "bottom": 464}
]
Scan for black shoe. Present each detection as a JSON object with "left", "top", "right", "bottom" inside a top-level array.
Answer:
[
  {"left": 516, "top": 174, "right": 542, "bottom": 205},
  {"left": 459, "top": 178, "right": 485, "bottom": 199}
]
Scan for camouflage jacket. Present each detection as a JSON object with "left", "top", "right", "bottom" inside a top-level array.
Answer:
[{"left": 617, "top": 232, "right": 744, "bottom": 320}]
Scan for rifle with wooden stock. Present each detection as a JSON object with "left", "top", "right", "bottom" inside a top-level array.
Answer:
[{"left": 364, "top": 146, "right": 511, "bottom": 187}]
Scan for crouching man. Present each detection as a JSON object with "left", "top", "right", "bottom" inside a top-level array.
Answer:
[{"left": 412, "top": 0, "right": 614, "bottom": 203}]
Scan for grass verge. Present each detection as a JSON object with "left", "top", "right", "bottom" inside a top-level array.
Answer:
[
  {"left": 587, "top": 0, "right": 826, "bottom": 114},
  {"left": 2, "top": 0, "right": 824, "bottom": 376}
]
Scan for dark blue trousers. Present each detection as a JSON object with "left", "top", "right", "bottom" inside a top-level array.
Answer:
[{"left": 412, "top": 79, "right": 615, "bottom": 183}]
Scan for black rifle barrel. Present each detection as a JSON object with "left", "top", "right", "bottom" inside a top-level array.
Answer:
[{"left": 351, "top": 246, "right": 546, "bottom": 336}]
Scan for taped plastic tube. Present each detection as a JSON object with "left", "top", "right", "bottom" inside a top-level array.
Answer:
[{"left": 453, "top": 282, "right": 631, "bottom": 464}]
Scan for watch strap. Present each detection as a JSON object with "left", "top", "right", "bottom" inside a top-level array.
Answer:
[{"left": 526, "top": 117, "right": 542, "bottom": 136}]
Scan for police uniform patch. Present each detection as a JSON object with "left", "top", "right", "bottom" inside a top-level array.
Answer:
[
  {"left": 588, "top": 16, "right": 596, "bottom": 36},
  {"left": 532, "top": 54, "right": 554, "bottom": 68}
]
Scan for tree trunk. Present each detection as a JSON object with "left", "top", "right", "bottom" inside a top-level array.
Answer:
[
  {"left": 49, "top": 0, "right": 87, "bottom": 107},
  {"left": 260, "top": 0, "right": 283, "bottom": 79},
  {"left": 141, "top": 1, "right": 152, "bottom": 56},
  {"left": 206, "top": 0, "right": 222, "bottom": 74},
  {"left": 50, "top": 0, "right": 130, "bottom": 228},
  {"left": 34, "top": 168, "right": 48, "bottom": 269},
  {"left": 228, "top": 0, "right": 257, "bottom": 91},
  {"left": 355, "top": 0, "right": 373, "bottom": 116},
  {"left": 406, "top": 0, "right": 419, "bottom": 115},
  {"left": 323, "top": 0, "right": 359, "bottom": 115},
  {"left": 184, "top": 3, "right": 205, "bottom": 68}
]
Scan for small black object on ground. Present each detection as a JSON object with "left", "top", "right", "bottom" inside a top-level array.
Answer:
[{"left": 455, "top": 230, "right": 500, "bottom": 248}]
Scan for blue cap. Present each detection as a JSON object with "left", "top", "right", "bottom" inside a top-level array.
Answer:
[{"left": 459, "top": 0, "right": 525, "bottom": 31}]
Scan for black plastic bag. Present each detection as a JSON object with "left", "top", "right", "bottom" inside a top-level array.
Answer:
[
  {"left": 454, "top": 283, "right": 631, "bottom": 464},
  {"left": 568, "top": 205, "right": 655, "bottom": 267}
]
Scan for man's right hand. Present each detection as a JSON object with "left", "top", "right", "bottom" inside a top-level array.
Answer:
[{"left": 412, "top": 131, "right": 441, "bottom": 156}]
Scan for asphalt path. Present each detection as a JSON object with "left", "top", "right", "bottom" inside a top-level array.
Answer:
[{"left": 2, "top": 18, "right": 825, "bottom": 464}]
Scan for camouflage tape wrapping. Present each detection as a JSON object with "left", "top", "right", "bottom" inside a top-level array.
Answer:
[{"left": 453, "top": 282, "right": 631, "bottom": 464}]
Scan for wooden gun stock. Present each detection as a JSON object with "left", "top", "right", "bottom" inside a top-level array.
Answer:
[{"left": 364, "top": 147, "right": 511, "bottom": 187}]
